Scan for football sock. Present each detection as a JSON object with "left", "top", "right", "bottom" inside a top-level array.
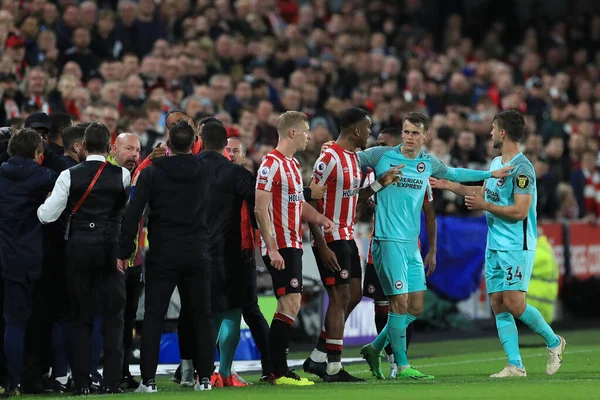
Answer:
[
  {"left": 406, "top": 313, "right": 417, "bottom": 326},
  {"left": 270, "top": 312, "right": 295, "bottom": 377},
  {"left": 325, "top": 337, "right": 343, "bottom": 375},
  {"left": 388, "top": 312, "right": 409, "bottom": 368},
  {"left": 495, "top": 312, "right": 523, "bottom": 368},
  {"left": 310, "top": 329, "right": 327, "bottom": 363},
  {"left": 217, "top": 309, "right": 242, "bottom": 378},
  {"left": 374, "top": 303, "right": 392, "bottom": 356},
  {"left": 371, "top": 324, "right": 388, "bottom": 353},
  {"left": 517, "top": 305, "right": 560, "bottom": 348}
]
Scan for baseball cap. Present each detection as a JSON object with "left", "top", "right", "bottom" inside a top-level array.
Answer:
[{"left": 24, "top": 112, "right": 52, "bottom": 131}]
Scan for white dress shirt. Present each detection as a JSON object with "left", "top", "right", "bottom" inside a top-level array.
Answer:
[{"left": 37, "top": 155, "right": 131, "bottom": 224}]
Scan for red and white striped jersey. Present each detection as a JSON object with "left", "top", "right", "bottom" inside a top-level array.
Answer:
[
  {"left": 367, "top": 182, "right": 432, "bottom": 264},
  {"left": 256, "top": 149, "right": 305, "bottom": 255},
  {"left": 313, "top": 143, "right": 362, "bottom": 242}
]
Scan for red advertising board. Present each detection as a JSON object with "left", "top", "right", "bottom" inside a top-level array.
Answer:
[
  {"left": 541, "top": 221, "right": 600, "bottom": 280},
  {"left": 566, "top": 223, "right": 600, "bottom": 280}
]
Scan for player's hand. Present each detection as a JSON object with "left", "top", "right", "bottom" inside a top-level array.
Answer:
[
  {"left": 269, "top": 249, "right": 285, "bottom": 270},
  {"left": 318, "top": 244, "right": 341, "bottom": 272},
  {"left": 429, "top": 177, "right": 450, "bottom": 190},
  {"left": 424, "top": 251, "right": 437, "bottom": 277},
  {"left": 116, "top": 259, "right": 129, "bottom": 274},
  {"left": 465, "top": 194, "right": 488, "bottom": 211},
  {"left": 378, "top": 165, "right": 405, "bottom": 187},
  {"left": 320, "top": 141, "right": 334, "bottom": 154},
  {"left": 309, "top": 179, "right": 326, "bottom": 200},
  {"left": 491, "top": 165, "right": 513, "bottom": 178},
  {"left": 321, "top": 217, "right": 335, "bottom": 234},
  {"left": 150, "top": 143, "right": 167, "bottom": 160}
]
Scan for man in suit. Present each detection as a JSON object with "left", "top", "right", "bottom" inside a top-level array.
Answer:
[
  {"left": 0, "top": 130, "right": 57, "bottom": 397},
  {"left": 118, "top": 121, "right": 214, "bottom": 393},
  {"left": 38, "top": 122, "right": 130, "bottom": 395},
  {"left": 197, "top": 122, "right": 257, "bottom": 387}
]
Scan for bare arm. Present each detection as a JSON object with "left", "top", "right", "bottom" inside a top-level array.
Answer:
[
  {"left": 255, "top": 189, "right": 277, "bottom": 253},
  {"left": 429, "top": 177, "right": 483, "bottom": 197},
  {"left": 478, "top": 194, "right": 532, "bottom": 221},
  {"left": 423, "top": 201, "right": 437, "bottom": 253}
]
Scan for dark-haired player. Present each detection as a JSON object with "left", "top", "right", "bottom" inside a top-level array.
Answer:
[
  {"left": 303, "top": 109, "right": 399, "bottom": 382},
  {"left": 430, "top": 110, "right": 565, "bottom": 378}
]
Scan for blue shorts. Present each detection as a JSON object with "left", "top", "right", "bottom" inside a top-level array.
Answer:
[
  {"left": 485, "top": 249, "right": 534, "bottom": 294},
  {"left": 372, "top": 240, "right": 426, "bottom": 296}
]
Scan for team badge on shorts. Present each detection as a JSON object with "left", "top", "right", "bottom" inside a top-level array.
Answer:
[
  {"left": 497, "top": 178, "right": 505, "bottom": 187},
  {"left": 416, "top": 162, "right": 426, "bottom": 173},
  {"left": 394, "top": 280, "right": 404, "bottom": 289},
  {"left": 259, "top": 166, "right": 270, "bottom": 177},
  {"left": 340, "top": 269, "right": 349, "bottom": 279},
  {"left": 367, "top": 284, "right": 376, "bottom": 294},
  {"left": 290, "top": 278, "right": 299, "bottom": 288},
  {"left": 516, "top": 174, "right": 530, "bottom": 189}
]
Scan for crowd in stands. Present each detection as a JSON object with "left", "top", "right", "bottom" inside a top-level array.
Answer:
[{"left": 1, "top": 0, "right": 599, "bottom": 223}]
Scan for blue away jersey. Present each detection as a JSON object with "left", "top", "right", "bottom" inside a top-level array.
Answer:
[
  {"left": 359, "top": 145, "right": 491, "bottom": 243},
  {"left": 484, "top": 153, "right": 537, "bottom": 251}
]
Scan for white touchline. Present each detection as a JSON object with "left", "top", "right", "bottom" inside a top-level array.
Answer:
[{"left": 350, "top": 348, "right": 595, "bottom": 375}]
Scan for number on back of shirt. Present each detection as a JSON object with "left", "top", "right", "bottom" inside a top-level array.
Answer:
[{"left": 507, "top": 266, "right": 523, "bottom": 281}]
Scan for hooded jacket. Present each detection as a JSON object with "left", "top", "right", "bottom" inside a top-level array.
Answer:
[
  {"left": 118, "top": 153, "right": 210, "bottom": 266},
  {"left": 0, "top": 156, "right": 57, "bottom": 281}
]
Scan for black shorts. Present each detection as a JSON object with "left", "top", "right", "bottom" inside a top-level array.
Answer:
[
  {"left": 263, "top": 248, "right": 303, "bottom": 299},
  {"left": 312, "top": 240, "right": 362, "bottom": 287},
  {"left": 363, "top": 263, "right": 386, "bottom": 301}
]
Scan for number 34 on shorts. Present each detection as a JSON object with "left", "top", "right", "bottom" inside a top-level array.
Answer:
[{"left": 484, "top": 249, "right": 535, "bottom": 294}]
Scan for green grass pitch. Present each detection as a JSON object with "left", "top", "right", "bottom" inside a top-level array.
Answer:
[{"left": 24, "top": 328, "right": 600, "bottom": 399}]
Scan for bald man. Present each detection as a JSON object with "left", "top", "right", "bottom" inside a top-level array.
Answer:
[
  {"left": 112, "top": 133, "right": 141, "bottom": 171},
  {"left": 107, "top": 133, "right": 143, "bottom": 389}
]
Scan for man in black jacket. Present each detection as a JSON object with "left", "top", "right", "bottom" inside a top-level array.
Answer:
[
  {"left": 0, "top": 130, "right": 57, "bottom": 397},
  {"left": 118, "top": 121, "right": 214, "bottom": 393},
  {"left": 7, "top": 112, "right": 68, "bottom": 394},
  {"left": 38, "top": 122, "right": 130, "bottom": 395},
  {"left": 198, "top": 122, "right": 257, "bottom": 387}
]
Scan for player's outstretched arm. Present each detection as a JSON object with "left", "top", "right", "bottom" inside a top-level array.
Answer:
[
  {"left": 430, "top": 155, "right": 512, "bottom": 182},
  {"left": 302, "top": 202, "right": 334, "bottom": 234},
  {"left": 429, "top": 177, "right": 483, "bottom": 197}
]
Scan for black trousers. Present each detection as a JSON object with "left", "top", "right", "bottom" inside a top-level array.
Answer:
[
  {"left": 142, "top": 261, "right": 213, "bottom": 382},
  {"left": 122, "top": 265, "right": 143, "bottom": 376},
  {"left": 66, "top": 241, "right": 125, "bottom": 390},
  {"left": 21, "top": 246, "right": 69, "bottom": 392},
  {"left": 241, "top": 268, "right": 271, "bottom": 375}
]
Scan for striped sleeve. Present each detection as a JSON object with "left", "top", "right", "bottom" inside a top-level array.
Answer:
[
  {"left": 312, "top": 151, "right": 336, "bottom": 186},
  {"left": 256, "top": 157, "right": 280, "bottom": 192}
]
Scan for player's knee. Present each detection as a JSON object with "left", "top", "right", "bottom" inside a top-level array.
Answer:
[
  {"left": 328, "top": 285, "right": 350, "bottom": 306},
  {"left": 388, "top": 295, "right": 408, "bottom": 314},
  {"left": 502, "top": 292, "right": 526, "bottom": 316},
  {"left": 407, "top": 306, "right": 423, "bottom": 317},
  {"left": 489, "top": 293, "right": 505, "bottom": 314},
  {"left": 277, "top": 293, "right": 301, "bottom": 317}
]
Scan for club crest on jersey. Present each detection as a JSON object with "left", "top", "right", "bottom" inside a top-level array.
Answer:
[
  {"left": 259, "top": 166, "right": 270, "bottom": 178},
  {"left": 290, "top": 278, "right": 299, "bottom": 288},
  {"left": 367, "top": 284, "right": 376, "bottom": 294},
  {"left": 340, "top": 269, "right": 349, "bottom": 279},
  {"left": 416, "top": 162, "right": 426, "bottom": 173},
  {"left": 497, "top": 178, "right": 505, "bottom": 187},
  {"left": 516, "top": 174, "right": 530, "bottom": 189},
  {"left": 394, "top": 280, "right": 403, "bottom": 290}
]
